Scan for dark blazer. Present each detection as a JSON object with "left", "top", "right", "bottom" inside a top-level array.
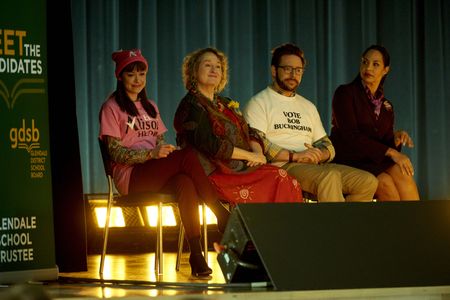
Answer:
[{"left": 329, "top": 76, "right": 398, "bottom": 175}]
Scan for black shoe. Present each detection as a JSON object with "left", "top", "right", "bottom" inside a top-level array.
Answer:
[{"left": 189, "top": 254, "right": 212, "bottom": 277}]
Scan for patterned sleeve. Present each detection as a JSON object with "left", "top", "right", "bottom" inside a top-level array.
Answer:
[
  {"left": 250, "top": 128, "right": 283, "bottom": 162},
  {"left": 248, "top": 127, "right": 264, "bottom": 151},
  {"left": 312, "top": 135, "right": 335, "bottom": 163},
  {"left": 107, "top": 136, "right": 151, "bottom": 164},
  {"left": 156, "top": 134, "right": 165, "bottom": 146}
]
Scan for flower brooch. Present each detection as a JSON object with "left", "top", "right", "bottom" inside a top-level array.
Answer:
[{"left": 227, "top": 100, "right": 240, "bottom": 109}]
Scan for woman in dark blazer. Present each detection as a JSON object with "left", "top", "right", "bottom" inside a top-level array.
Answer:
[{"left": 330, "top": 45, "right": 419, "bottom": 201}]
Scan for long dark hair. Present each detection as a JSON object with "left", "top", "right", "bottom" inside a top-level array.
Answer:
[
  {"left": 113, "top": 61, "right": 157, "bottom": 118},
  {"left": 361, "top": 44, "right": 391, "bottom": 87}
]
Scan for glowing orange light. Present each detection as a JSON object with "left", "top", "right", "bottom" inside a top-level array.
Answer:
[{"left": 94, "top": 205, "right": 217, "bottom": 228}]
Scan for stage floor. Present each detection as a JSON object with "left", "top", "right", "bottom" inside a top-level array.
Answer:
[{"left": 1, "top": 252, "right": 450, "bottom": 299}]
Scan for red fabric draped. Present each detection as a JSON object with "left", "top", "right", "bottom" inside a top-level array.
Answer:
[{"left": 209, "top": 164, "right": 303, "bottom": 205}]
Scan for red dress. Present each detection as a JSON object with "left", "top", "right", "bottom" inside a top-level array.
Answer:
[
  {"left": 174, "top": 91, "right": 303, "bottom": 205},
  {"left": 209, "top": 164, "right": 302, "bottom": 205}
]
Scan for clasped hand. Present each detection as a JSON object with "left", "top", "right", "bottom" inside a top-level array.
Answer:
[
  {"left": 394, "top": 130, "right": 414, "bottom": 148},
  {"left": 150, "top": 144, "right": 178, "bottom": 159},
  {"left": 290, "top": 144, "right": 323, "bottom": 164},
  {"left": 392, "top": 130, "right": 415, "bottom": 176},
  {"left": 246, "top": 152, "right": 267, "bottom": 167},
  {"left": 390, "top": 150, "right": 415, "bottom": 176}
]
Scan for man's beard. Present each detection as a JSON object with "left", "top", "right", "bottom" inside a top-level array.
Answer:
[{"left": 275, "top": 74, "right": 299, "bottom": 92}]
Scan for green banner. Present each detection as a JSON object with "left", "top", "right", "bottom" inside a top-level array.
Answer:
[{"left": 0, "top": 0, "right": 57, "bottom": 283}]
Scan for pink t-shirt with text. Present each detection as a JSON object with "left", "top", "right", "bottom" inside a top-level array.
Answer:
[{"left": 99, "top": 95, "right": 167, "bottom": 194}]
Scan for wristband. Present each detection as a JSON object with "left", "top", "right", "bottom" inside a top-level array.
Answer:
[{"left": 289, "top": 151, "right": 294, "bottom": 163}]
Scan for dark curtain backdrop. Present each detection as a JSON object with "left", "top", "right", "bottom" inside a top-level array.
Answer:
[{"left": 71, "top": 0, "right": 450, "bottom": 200}]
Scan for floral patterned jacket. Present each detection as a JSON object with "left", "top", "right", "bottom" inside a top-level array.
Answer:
[{"left": 174, "top": 90, "right": 264, "bottom": 175}]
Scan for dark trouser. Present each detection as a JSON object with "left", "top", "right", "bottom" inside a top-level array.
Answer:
[{"left": 129, "top": 147, "right": 228, "bottom": 240}]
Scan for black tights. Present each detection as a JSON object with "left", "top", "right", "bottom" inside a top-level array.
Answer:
[{"left": 129, "top": 147, "right": 230, "bottom": 253}]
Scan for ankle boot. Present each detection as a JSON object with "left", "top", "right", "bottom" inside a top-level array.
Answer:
[
  {"left": 189, "top": 253, "right": 212, "bottom": 277},
  {"left": 188, "top": 237, "right": 212, "bottom": 277}
]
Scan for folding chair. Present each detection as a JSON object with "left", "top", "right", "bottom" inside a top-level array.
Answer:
[{"left": 97, "top": 137, "right": 208, "bottom": 276}]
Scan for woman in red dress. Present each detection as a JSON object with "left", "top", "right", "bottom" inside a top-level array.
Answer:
[{"left": 174, "top": 47, "right": 303, "bottom": 205}]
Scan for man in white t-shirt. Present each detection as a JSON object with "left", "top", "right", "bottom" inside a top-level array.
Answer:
[{"left": 243, "top": 43, "right": 377, "bottom": 202}]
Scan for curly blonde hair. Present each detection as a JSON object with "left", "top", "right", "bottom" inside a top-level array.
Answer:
[{"left": 182, "top": 47, "right": 228, "bottom": 93}]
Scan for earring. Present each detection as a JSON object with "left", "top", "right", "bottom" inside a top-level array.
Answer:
[{"left": 191, "top": 79, "right": 197, "bottom": 90}]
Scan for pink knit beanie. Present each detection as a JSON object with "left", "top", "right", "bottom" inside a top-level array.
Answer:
[{"left": 112, "top": 49, "right": 148, "bottom": 79}]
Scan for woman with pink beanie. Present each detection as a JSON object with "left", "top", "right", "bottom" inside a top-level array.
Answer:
[{"left": 99, "top": 48, "right": 230, "bottom": 278}]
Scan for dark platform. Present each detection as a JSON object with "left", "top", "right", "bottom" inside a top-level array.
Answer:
[{"left": 219, "top": 200, "right": 450, "bottom": 291}]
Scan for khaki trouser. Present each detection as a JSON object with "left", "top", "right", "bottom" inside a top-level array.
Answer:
[{"left": 282, "top": 162, "right": 378, "bottom": 202}]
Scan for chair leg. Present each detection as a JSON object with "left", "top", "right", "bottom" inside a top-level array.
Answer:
[
  {"left": 100, "top": 177, "right": 114, "bottom": 276},
  {"left": 176, "top": 224, "right": 185, "bottom": 271},
  {"left": 155, "top": 201, "right": 164, "bottom": 275},
  {"left": 202, "top": 203, "right": 208, "bottom": 264},
  {"left": 99, "top": 212, "right": 111, "bottom": 277},
  {"left": 137, "top": 206, "right": 149, "bottom": 226}
]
